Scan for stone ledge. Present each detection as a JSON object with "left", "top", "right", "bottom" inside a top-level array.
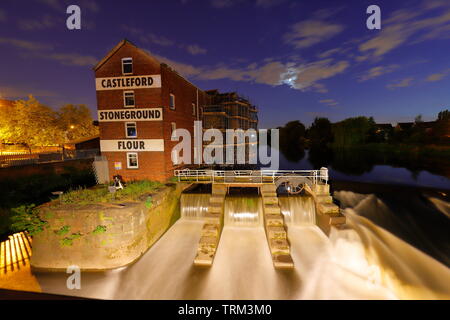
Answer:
[{"left": 273, "top": 254, "right": 294, "bottom": 269}]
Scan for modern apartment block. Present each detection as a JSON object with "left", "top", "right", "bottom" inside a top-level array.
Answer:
[{"left": 203, "top": 90, "right": 258, "bottom": 131}]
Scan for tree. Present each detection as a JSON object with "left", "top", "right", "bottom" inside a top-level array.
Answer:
[
  {"left": 56, "top": 104, "right": 98, "bottom": 142},
  {"left": 279, "top": 120, "right": 306, "bottom": 162},
  {"left": 332, "top": 116, "right": 376, "bottom": 147},
  {"left": 433, "top": 109, "right": 450, "bottom": 143},
  {"left": 0, "top": 95, "right": 61, "bottom": 151}
]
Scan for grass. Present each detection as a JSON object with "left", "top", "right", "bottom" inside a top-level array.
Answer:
[{"left": 56, "top": 180, "right": 165, "bottom": 206}]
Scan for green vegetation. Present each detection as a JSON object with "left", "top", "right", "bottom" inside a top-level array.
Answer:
[
  {"left": 57, "top": 180, "right": 164, "bottom": 205},
  {"left": 10, "top": 204, "right": 47, "bottom": 236},
  {"left": 92, "top": 225, "right": 107, "bottom": 234},
  {"left": 55, "top": 225, "right": 70, "bottom": 236},
  {"left": 60, "top": 238, "right": 73, "bottom": 247},
  {"left": 145, "top": 196, "right": 153, "bottom": 209},
  {"left": 0, "top": 167, "right": 96, "bottom": 238}
]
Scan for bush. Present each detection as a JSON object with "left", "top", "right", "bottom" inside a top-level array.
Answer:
[{"left": 10, "top": 204, "right": 47, "bottom": 236}]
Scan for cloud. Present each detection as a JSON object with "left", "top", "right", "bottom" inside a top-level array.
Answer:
[
  {"left": 18, "top": 15, "right": 57, "bottom": 30},
  {"left": 42, "top": 53, "right": 98, "bottom": 67},
  {"left": 319, "top": 99, "right": 339, "bottom": 107},
  {"left": 358, "top": 1, "right": 450, "bottom": 60},
  {"left": 358, "top": 64, "right": 399, "bottom": 82},
  {"left": 386, "top": 77, "right": 414, "bottom": 90},
  {"left": 425, "top": 68, "right": 450, "bottom": 82},
  {"left": 186, "top": 44, "right": 207, "bottom": 55},
  {"left": 0, "top": 37, "right": 53, "bottom": 51},
  {"left": 122, "top": 25, "right": 174, "bottom": 47},
  {"left": 284, "top": 19, "right": 344, "bottom": 48},
  {"left": 151, "top": 50, "right": 348, "bottom": 92},
  {"left": 0, "top": 37, "right": 97, "bottom": 67}
]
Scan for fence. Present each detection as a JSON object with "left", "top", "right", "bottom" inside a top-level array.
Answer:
[
  {"left": 0, "top": 149, "right": 100, "bottom": 168},
  {"left": 174, "top": 168, "right": 329, "bottom": 185}
]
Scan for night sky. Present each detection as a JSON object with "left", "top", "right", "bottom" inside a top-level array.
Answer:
[{"left": 1, "top": 0, "right": 449, "bottom": 128}]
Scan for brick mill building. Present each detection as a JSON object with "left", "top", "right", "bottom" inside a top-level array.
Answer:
[{"left": 94, "top": 39, "right": 257, "bottom": 182}]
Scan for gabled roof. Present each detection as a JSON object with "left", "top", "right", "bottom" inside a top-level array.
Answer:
[
  {"left": 93, "top": 39, "right": 204, "bottom": 92},
  {"left": 93, "top": 39, "right": 138, "bottom": 71}
]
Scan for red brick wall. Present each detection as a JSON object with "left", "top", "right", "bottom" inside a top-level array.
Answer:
[{"left": 95, "top": 41, "right": 210, "bottom": 182}]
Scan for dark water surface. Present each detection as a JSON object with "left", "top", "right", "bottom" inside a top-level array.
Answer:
[{"left": 278, "top": 149, "right": 450, "bottom": 190}]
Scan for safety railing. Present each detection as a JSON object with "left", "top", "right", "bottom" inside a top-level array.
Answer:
[{"left": 174, "top": 168, "right": 329, "bottom": 185}]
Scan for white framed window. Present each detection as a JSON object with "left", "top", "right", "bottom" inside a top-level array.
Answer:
[
  {"left": 169, "top": 93, "right": 175, "bottom": 110},
  {"left": 123, "top": 91, "right": 135, "bottom": 107},
  {"left": 122, "top": 57, "right": 133, "bottom": 75},
  {"left": 192, "top": 103, "right": 196, "bottom": 116},
  {"left": 127, "top": 152, "right": 138, "bottom": 169},
  {"left": 125, "top": 122, "right": 137, "bottom": 138}
]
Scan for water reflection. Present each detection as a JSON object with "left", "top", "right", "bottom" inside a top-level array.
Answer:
[{"left": 278, "top": 147, "right": 450, "bottom": 189}]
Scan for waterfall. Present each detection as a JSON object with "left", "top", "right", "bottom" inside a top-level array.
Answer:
[
  {"left": 224, "top": 196, "right": 263, "bottom": 227},
  {"left": 278, "top": 195, "right": 316, "bottom": 225},
  {"left": 180, "top": 193, "right": 210, "bottom": 220}
]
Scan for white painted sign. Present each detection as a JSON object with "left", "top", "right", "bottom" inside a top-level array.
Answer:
[
  {"left": 100, "top": 139, "right": 164, "bottom": 152},
  {"left": 95, "top": 75, "right": 161, "bottom": 91},
  {"left": 98, "top": 108, "right": 163, "bottom": 122}
]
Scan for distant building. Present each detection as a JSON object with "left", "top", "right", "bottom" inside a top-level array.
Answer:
[
  {"left": 203, "top": 90, "right": 258, "bottom": 131},
  {"left": 375, "top": 123, "right": 393, "bottom": 141}
]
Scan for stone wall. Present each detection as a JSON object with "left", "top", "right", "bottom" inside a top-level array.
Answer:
[{"left": 31, "top": 183, "right": 184, "bottom": 271}]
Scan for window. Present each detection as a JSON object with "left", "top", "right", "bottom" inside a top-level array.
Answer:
[
  {"left": 122, "top": 57, "right": 133, "bottom": 75},
  {"left": 169, "top": 93, "right": 175, "bottom": 110},
  {"left": 123, "top": 91, "right": 135, "bottom": 107},
  {"left": 171, "top": 122, "right": 177, "bottom": 139},
  {"left": 125, "top": 122, "right": 137, "bottom": 138},
  {"left": 192, "top": 103, "right": 196, "bottom": 116},
  {"left": 127, "top": 153, "right": 138, "bottom": 169}
]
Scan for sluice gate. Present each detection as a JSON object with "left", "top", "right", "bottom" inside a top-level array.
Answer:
[{"left": 177, "top": 169, "right": 346, "bottom": 269}]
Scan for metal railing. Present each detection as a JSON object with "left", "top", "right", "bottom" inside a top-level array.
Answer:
[
  {"left": 0, "top": 149, "right": 100, "bottom": 168},
  {"left": 174, "top": 168, "right": 328, "bottom": 185}
]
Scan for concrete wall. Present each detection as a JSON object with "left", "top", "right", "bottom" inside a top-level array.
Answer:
[{"left": 31, "top": 184, "right": 184, "bottom": 271}]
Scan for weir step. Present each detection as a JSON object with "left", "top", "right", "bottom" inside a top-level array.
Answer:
[
  {"left": 312, "top": 184, "right": 330, "bottom": 195},
  {"left": 273, "top": 254, "right": 294, "bottom": 269},
  {"left": 263, "top": 204, "right": 281, "bottom": 214},
  {"left": 317, "top": 203, "right": 340, "bottom": 216},
  {"left": 260, "top": 184, "right": 277, "bottom": 193},
  {"left": 212, "top": 185, "right": 227, "bottom": 195},
  {"left": 266, "top": 226, "right": 287, "bottom": 240},
  {"left": 261, "top": 192, "right": 294, "bottom": 269},
  {"left": 316, "top": 195, "right": 333, "bottom": 204},
  {"left": 210, "top": 196, "right": 224, "bottom": 203},
  {"left": 263, "top": 197, "right": 279, "bottom": 205},
  {"left": 209, "top": 202, "right": 224, "bottom": 213},
  {"left": 269, "top": 238, "right": 290, "bottom": 255}
]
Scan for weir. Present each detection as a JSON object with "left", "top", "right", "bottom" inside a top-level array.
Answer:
[{"left": 178, "top": 168, "right": 345, "bottom": 270}]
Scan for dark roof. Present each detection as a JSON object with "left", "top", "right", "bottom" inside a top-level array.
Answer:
[{"left": 376, "top": 123, "right": 393, "bottom": 129}]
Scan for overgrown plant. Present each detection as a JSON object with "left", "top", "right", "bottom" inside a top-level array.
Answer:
[{"left": 10, "top": 204, "right": 47, "bottom": 236}]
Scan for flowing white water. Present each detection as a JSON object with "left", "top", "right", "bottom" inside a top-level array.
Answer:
[
  {"left": 279, "top": 195, "right": 316, "bottom": 225},
  {"left": 180, "top": 193, "right": 210, "bottom": 219},
  {"left": 34, "top": 190, "right": 449, "bottom": 299},
  {"left": 224, "top": 196, "right": 263, "bottom": 227}
]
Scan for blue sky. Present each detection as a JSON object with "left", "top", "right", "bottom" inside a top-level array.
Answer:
[{"left": 0, "top": 0, "right": 449, "bottom": 128}]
